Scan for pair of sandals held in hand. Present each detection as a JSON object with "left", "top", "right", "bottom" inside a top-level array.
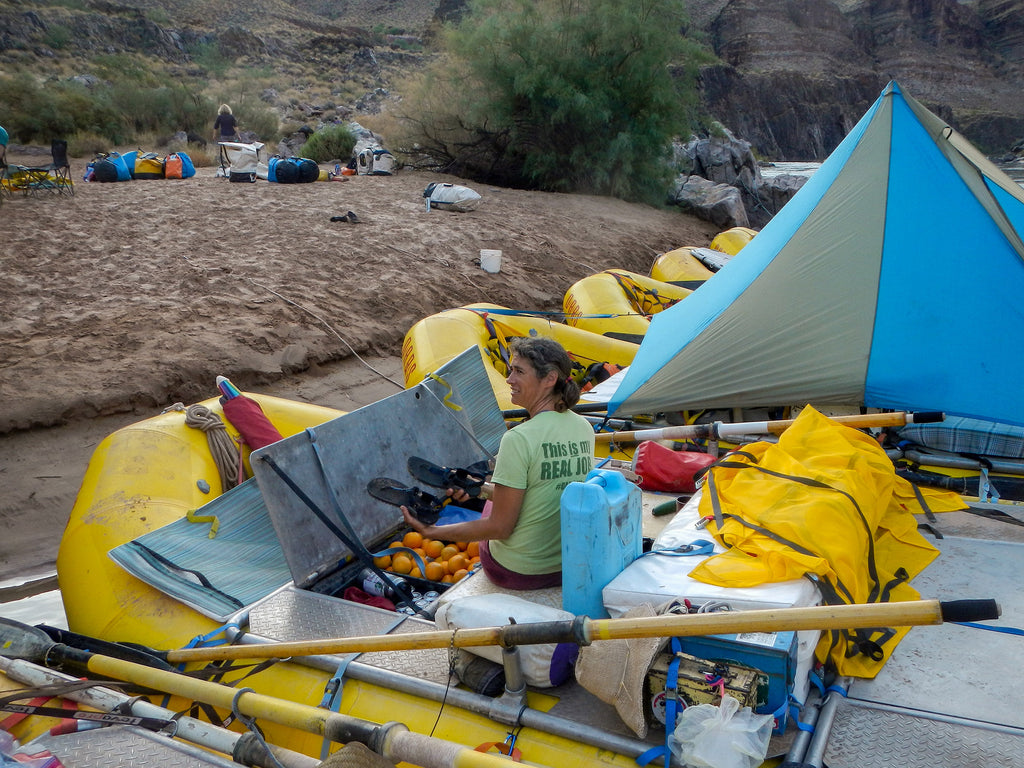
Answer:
[{"left": 367, "top": 456, "right": 489, "bottom": 524}]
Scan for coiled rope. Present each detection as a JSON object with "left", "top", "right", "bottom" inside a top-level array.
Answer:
[{"left": 175, "top": 403, "right": 242, "bottom": 492}]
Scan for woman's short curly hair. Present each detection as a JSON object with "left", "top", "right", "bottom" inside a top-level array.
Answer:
[{"left": 509, "top": 336, "right": 581, "bottom": 411}]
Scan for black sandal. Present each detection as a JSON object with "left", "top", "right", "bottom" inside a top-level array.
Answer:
[
  {"left": 366, "top": 477, "right": 444, "bottom": 525},
  {"left": 407, "top": 456, "right": 488, "bottom": 498}
]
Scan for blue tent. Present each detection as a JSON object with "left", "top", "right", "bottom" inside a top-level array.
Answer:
[{"left": 608, "top": 82, "right": 1024, "bottom": 427}]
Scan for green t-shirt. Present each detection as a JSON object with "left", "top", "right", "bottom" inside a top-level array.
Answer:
[
  {"left": 488, "top": 410, "right": 596, "bottom": 574},
  {"left": 0, "top": 125, "right": 8, "bottom": 147}
]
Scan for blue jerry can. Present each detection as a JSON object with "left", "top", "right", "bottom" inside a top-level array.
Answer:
[{"left": 560, "top": 468, "right": 643, "bottom": 618}]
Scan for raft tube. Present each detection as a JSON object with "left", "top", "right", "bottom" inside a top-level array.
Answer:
[
  {"left": 55, "top": 395, "right": 645, "bottom": 766},
  {"left": 562, "top": 270, "right": 692, "bottom": 343},
  {"left": 709, "top": 226, "right": 758, "bottom": 255},
  {"left": 402, "top": 303, "right": 639, "bottom": 411},
  {"left": 650, "top": 227, "right": 758, "bottom": 288}
]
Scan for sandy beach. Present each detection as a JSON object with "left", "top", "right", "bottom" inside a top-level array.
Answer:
[{"left": 0, "top": 147, "right": 719, "bottom": 589}]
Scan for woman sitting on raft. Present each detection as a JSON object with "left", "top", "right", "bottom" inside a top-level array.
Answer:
[{"left": 402, "top": 337, "right": 596, "bottom": 589}]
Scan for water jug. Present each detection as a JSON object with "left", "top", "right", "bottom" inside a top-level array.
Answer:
[{"left": 560, "top": 468, "right": 642, "bottom": 618}]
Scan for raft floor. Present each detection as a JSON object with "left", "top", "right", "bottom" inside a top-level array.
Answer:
[{"left": 824, "top": 530, "right": 1024, "bottom": 768}]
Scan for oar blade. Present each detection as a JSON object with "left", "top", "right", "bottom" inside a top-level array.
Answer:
[{"left": 0, "top": 617, "right": 54, "bottom": 662}]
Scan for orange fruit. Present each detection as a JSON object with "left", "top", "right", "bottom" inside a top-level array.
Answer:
[
  {"left": 465, "top": 541, "right": 480, "bottom": 558},
  {"left": 391, "top": 554, "right": 413, "bottom": 574},
  {"left": 389, "top": 540, "right": 403, "bottom": 550},
  {"left": 424, "top": 561, "right": 445, "bottom": 582},
  {"left": 456, "top": 541, "right": 469, "bottom": 551},
  {"left": 452, "top": 568, "right": 469, "bottom": 582},
  {"left": 409, "top": 566, "right": 422, "bottom": 578},
  {"left": 413, "top": 547, "right": 426, "bottom": 559},
  {"left": 441, "top": 574, "right": 454, "bottom": 584},
  {"left": 373, "top": 554, "right": 392, "bottom": 568},
  {"left": 448, "top": 554, "right": 468, "bottom": 573},
  {"left": 440, "top": 544, "right": 460, "bottom": 561},
  {"left": 424, "top": 539, "right": 444, "bottom": 559},
  {"left": 403, "top": 531, "right": 424, "bottom": 549}
]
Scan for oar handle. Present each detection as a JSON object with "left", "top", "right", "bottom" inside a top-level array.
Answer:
[
  {"left": 939, "top": 599, "right": 1000, "bottom": 623},
  {"left": 595, "top": 411, "right": 944, "bottom": 445},
  {"left": 165, "top": 598, "right": 998, "bottom": 662}
]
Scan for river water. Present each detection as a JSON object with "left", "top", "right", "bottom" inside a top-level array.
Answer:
[{"left": 3, "top": 157, "right": 1023, "bottom": 633}]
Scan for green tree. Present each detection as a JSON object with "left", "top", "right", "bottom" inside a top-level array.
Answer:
[{"left": 396, "top": 0, "right": 708, "bottom": 203}]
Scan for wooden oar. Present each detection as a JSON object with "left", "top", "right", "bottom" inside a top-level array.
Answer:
[
  {"left": 594, "top": 410, "right": 944, "bottom": 445},
  {"left": 163, "top": 598, "right": 997, "bottom": 663},
  {"left": 0, "top": 619, "right": 525, "bottom": 768}
]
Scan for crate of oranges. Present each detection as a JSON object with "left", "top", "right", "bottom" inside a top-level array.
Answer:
[{"left": 374, "top": 530, "right": 481, "bottom": 584}]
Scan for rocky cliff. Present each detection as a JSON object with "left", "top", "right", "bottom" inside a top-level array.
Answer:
[
  {"left": 691, "top": 0, "right": 1024, "bottom": 158},
  {"left": 1, "top": 0, "right": 1021, "bottom": 160}
]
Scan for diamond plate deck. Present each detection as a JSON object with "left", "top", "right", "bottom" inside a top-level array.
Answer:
[
  {"left": 824, "top": 700, "right": 1024, "bottom": 768},
  {"left": 248, "top": 586, "right": 454, "bottom": 685},
  {"left": 821, "top": 535, "right": 1024, "bottom": 767},
  {"left": 29, "top": 725, "right": 239, "bottom": 768}
]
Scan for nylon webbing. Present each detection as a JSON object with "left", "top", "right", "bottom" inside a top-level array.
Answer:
[{"left": 256, "top": 453, "right": 424, "bottom": 614}]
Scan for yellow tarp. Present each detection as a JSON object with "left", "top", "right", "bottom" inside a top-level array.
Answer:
[{"left": 693, "top": 406, "right": 966, "bottom": 677}]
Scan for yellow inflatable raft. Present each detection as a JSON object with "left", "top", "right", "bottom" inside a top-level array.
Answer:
[
  {"left": 562, "top": 270, "right": 693, "bottom": 343},
  {"left": 54, "top": 393, "right": 644, "bottom": 767},
  {"left": 650, "top": 226, "right": 758, "bottom": 287},
  {"left": 709, "top": 226, "right": 758, "bottom": 255},
  {"left": 402, "top": 304, "right": 639, "bottom": 411}
]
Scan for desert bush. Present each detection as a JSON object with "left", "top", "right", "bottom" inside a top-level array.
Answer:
[
  {"left": 187, "top": 41, "right": 231, "bottom": 78},
  {"left": 68, "top": 132, "right": 110, "bottom": 158},
  {"left": 43, "top": 25, "right": 73, "bottom": 50},
  {"left": 114, "top": 85, "right": 214, "bottom": 136},
  {"left": 300, "top": 124, "right": 357, "bottom": 162},
  {"left": 392, "top": 0, "right": 711, "bottom": 204},
  {"left": 186, "top": 144, "right": 220, "bottom": 167},
  {"left": 0, "top": 73, "right": 219, "bottom": 146}
]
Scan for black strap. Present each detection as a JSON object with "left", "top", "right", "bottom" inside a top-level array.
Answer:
[
  {"left": 706, "top": 455, "right": 904, "bottom": 665},
  {"left": 257, "top": 453, "right": 424, "bottom": 615},
  {"left": 0, "top": 683, "right": 172, "bottom": 732},
  {"left": 132, "top": 542, "right": 243, "bottom": 610}
]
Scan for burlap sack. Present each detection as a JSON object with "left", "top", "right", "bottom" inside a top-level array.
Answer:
[{"left": 574, "top": 602, "right": 668, "bottom": 738}]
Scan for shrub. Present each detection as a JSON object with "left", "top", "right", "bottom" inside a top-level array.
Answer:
[
  {"left": 68, "top": 132, "right": 110, "bottom": 158},
  {"left": 392, "top": 0, "right": 712, "bottom": 204},
  {"left": 301, "top": 124, "right": 357, "bottom": 163},
  {"left": 0, "top": 73, "right": 224, "bottom": 148}
]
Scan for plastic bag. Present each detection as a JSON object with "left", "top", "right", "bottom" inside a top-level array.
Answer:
[
  {"left": 668, "top": 695, "right": 773, "bottom": 768},
  {"left": 0, "top": 730, "right": 64, "bottom": 767}
]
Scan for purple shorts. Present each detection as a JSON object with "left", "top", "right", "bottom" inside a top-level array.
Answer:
[{"left": 479, "top": 539, "right": 562, "bottom": 590}]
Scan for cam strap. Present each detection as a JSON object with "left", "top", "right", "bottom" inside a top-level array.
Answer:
[{"left": 474, "top": 741, "right": 522, "bottom": 761}]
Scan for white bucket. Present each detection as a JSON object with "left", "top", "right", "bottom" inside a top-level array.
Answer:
[{"left": 480, "top": 249, "right": 502, "bottom": 273}]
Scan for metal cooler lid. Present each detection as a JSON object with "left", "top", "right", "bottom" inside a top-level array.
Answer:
[{"left": 252, "top": 377, "right": 494, "bottom": 588}]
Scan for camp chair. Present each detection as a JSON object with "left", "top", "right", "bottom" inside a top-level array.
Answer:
[
  {"left": 0, "top": 160, "right": 9, "bottom": 203},
  {"left": 13, "top": 140, "right": 74, "bottom": 197}
]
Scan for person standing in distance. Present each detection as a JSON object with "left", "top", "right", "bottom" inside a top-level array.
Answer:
[{"left": 213, "top": 104, "right": 239, "bottom": 143}]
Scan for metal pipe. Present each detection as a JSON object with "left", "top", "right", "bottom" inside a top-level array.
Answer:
[
  {"left": 903, "top": 450, "right": 1024, "bottom": 476},
  {"left": 0, "top": 657, "right": 319, "bottom": 768},
  {"left": 219, "top": 630, "right": 662, "bottom": 761},
  {"left": 802, "top": 678, "right": 851, "bottom": 767},
  {"left": 779, "top": 687, "right": 823, "bottom": 766}
]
